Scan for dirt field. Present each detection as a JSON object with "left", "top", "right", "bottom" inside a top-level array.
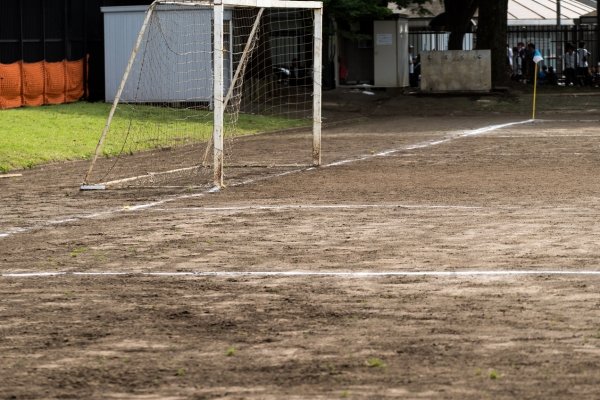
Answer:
[{"left": 2, "top": 90, "right": 600, "bottom": 399}]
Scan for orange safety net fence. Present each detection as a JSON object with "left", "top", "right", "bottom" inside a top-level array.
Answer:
[{"left": 0, "top": 58, "right": 86, "bottom": 109}]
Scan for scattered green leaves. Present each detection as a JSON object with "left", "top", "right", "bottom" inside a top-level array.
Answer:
[
  {"left": 365, "top": 357, "right": 386, "bottom": 368},
  {"left": 225, "top": 347, "right": 236, "bottom": 357},
  {"left": 70, "top": 246, "right": 88, "bottom": 257}
]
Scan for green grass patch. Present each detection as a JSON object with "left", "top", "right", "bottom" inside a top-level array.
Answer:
[
  {"left": 225, "top": 346, "right": 236, "bottom": 357},
  {"left": 0, "top": 102, "right": 309, "bottom": 172},
  {"left": 365, "top": 357, "right": 386, "bottom": 368},
  {"left": 488, "top": 369, "right": 500, "bottom": 380},
  {"left": 69, "top": 246, "right": 88, "bottom": 258}
]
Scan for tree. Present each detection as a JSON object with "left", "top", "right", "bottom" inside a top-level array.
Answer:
[
  {"left": 430, "top": 0, "right": 478, "bottom": 50},
  {"left": 476, "top": 0, "right": 509, "bottom": 86},
  {"left": 323, "top": 0, "right": 396, "bottom": 21},
  {"left": 323, "top": 0, "right": 429, "bottom": 21},
  {"left": 323, "top": 0, "right": 429, "bottom": 38}
]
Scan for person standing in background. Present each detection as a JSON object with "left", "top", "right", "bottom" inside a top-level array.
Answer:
[
  {"left": 576, "top": 41, "right": 591, "bottom": 86},
  {"left": 408, "top": 45, "right": 418, "bottom": 87},
  {"left": 525, "top": 43, "right": 536, "bottom": 84},
  {"left": 507, "top": 44, "right": 514, "bottom": 77},
  {"left": 564, "top": 43, "right": 576, "bottom": 86}
]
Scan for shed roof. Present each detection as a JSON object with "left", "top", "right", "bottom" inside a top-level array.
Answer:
[
  {"left": 508, "top": 0, "right": 596, "bottom": 25},
  {"left": 396, "top": 0, "right": 596, "bottom": 26}
]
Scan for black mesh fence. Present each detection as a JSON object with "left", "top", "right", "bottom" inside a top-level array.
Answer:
[{"left": 408, "top": 24, "right": 599, "bottom": 78}]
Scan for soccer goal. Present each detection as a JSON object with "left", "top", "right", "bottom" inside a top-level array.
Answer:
[{"left": 82, "top": 0, "right": 322, "bottom": 190}]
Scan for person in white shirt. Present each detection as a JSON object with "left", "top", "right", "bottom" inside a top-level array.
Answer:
[{"left": 576, "top": 41, "right": 591, "bottom": 86}]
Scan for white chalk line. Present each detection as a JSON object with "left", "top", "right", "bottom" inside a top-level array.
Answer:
[
  {"left": 152, "top": 203, "right": 597, "bottom": 214},
  {"left": 0, "top": 119, "right": 533, "bottom": 239},
  {"left": 148, "top": 204, "right": 484, "bottom": 213},
  {"left": 4, "top": 270, "right": 600, "bottom": 279}
]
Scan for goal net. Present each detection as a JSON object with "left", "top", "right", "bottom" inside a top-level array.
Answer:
[{"left": 82, "top": 0, "right": 322, "bottom": 191}]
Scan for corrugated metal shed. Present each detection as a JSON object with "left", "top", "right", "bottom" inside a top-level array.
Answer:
[{"left": 102, "top": 5, "right": 232, "bottom": 103}]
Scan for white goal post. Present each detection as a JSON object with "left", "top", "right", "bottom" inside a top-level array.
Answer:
[{"left": 82, "top": 0, "right": 322, "bottom": 190}]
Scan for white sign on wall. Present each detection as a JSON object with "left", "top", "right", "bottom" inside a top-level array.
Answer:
[{"left": 376, "top": 33, "right": 393, "bottom": 46}]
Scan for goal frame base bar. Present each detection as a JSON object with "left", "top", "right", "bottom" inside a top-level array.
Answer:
[
  {"left": 80, "top": 184, "right": 107, "bottom": 191},
  {"left": 80, "top": 163, "right": 314, "bottom": 190}
]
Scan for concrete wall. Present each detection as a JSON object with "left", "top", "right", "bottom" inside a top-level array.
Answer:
[{"left": 420, "top": 50, "right": 491, "bottom": 92}]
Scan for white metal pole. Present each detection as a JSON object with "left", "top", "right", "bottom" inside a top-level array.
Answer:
[
  {"left": 556, "top": 0, "right": 563, "bottom": 74},
  {"left": 202, "top": 7, "right": 263, "bottom": 166},
  {"left": 83, "top": 1, "right": 157, "bottom": 185},
  {"left": 312, "top": 6, "right": 323, "bottom": 166},
  {"left": 213, "top": 1, "right": 225, "bottom": 187}
]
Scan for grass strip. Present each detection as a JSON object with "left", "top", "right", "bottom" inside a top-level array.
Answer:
[{"left": 0, "top": 102, "right": 309, "bottom": 172}]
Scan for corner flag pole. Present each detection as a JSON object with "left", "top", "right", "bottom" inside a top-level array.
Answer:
[
  {"left": 532, "top": 63, "right": 539, "bottom": 120},
  {"left": 531, "top": 50, "right": 544, "bottom": 120}
]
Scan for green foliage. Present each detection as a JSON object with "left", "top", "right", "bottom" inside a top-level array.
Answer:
[
  {"left": 323, "top": 0, "right": 393, "bottom": 20},
  {"left": 365, "top": 357, "right": 386, "bottom": 368},
  {"left": 324, "top": 0, "right": 430, "bottom": 41},
  {"left": 70, "top": 246, "right": 88, "bottom": 258},
  {"left": 225, "top": 347, "right": 236, "bottom": 357},
  {"left": 324, "top": 0, "right": 429, "bottom": 20}
]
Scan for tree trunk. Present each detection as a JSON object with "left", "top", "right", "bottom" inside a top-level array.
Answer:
[
  {"left": 444, "top": 0, "right": 478, "bottom": 50},
  {"left": 476, "top": 0, "right": 509, "bottom": 87},
  {"left": 448, "top": 32, "right": 465, "bottom": 51}
]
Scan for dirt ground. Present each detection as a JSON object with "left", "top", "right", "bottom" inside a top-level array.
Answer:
[{"left": 2, "top": 88, "right": 600, "bottom": 399}]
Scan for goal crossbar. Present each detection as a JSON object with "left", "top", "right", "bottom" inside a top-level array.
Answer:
[{"left": 160, "top": 0, "right": 322, "bottom": 9}]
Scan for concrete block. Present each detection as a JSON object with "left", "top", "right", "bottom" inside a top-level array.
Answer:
[{"left": 420, "top": 50, "right": 492, "bottom": 92}]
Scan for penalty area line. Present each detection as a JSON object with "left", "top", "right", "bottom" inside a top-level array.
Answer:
[
  {"left": 0, "top": 119, "right": 533, "bottom": 240},
  {"left": 3, "top": 270, "right": 600, "bottom": 278},
  {"left": 148, "top": 204, "right": 484, "bottom": 213}
]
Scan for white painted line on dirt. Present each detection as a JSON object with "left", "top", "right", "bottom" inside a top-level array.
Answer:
[
  {"left": 462, "top": 120, "right": 534, "bottom": 137},
  {"left": 4, "top": 270, "right": 600, "bottom": 278},
  {"left": 3, "top": 272, "right": 68, "bottom": 277},
  {"left": 0, "top": 119, "right": 533, "bottom": 239},
  {"left": 148, "top": 204, "right": 483, "bottom": 213},
  {"left": 364, "top": 120, "right": 534, "bottom": 159}
]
